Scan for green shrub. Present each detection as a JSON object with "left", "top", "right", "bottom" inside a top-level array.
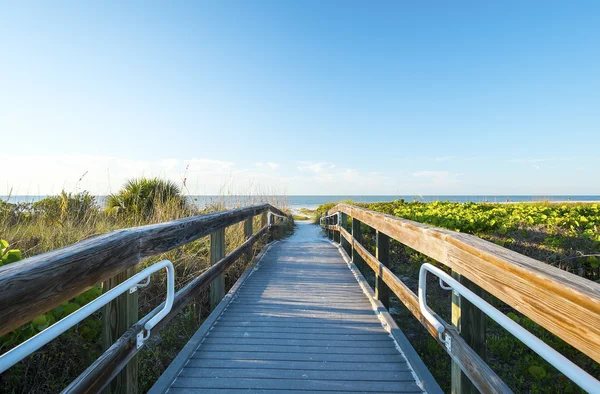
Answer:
[
  {"left": 33, "top": 191, "right": 97, "bottom": 226},
  {"left": 106, "top": 178, "right": 185, "bottom": 219}
]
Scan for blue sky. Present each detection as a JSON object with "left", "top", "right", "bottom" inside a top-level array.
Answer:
[{"left": 2, "top": 1, "right": 599, "bottom": 195}]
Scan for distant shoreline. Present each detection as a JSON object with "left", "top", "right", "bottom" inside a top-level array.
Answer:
[{"left": 2, "top": 195, "right": 600, "bottom": 213}]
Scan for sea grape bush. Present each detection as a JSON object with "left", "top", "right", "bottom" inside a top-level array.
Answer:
[
  {"left": 361, "top": 200, "right": 600, "bottom": 237},
  {"left": 356, "top": 200, "right": 600, "bottom": 278}
]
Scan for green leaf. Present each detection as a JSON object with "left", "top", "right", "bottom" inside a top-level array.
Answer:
[
  {"left": 507, "top": 312, "right": 520, "bottom": 323},
  {"left": 63, "top": 302, "right": 80, "bottom": 316},
  {"left": 31, "top": 315, "right": 47, "bottom": 326},
  {"left": 0, "top": 239, "right": 8, "bottom": 255},
  {"left": 586, "top": 256, "right": 600, "bottom": 268},
  {"left": 528, "top": 365, "right": 547, "bottom": 380},
  {"left": 32, "top": 314, "right": 50, "bottom": 331},
  {"left": 2, "top": 249, "right": 22, "bottom": 264}
]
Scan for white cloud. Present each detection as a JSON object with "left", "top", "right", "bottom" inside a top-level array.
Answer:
[
  {"left": 297, "top": 161, "right": 329, "bottom": 173},
  {"left": 267, "top": 162, "right": 279, "bottom": 169}
]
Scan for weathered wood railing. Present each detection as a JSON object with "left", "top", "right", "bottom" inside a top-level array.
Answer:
[
  {"left": 322, "top": 204, "right": 600, "bottom": 394},
  {"left": 0, "top": 204, "right": 288, "bottom": 393}
]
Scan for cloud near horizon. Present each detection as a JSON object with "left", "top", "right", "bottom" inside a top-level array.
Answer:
[
  {"left": 3, "top": 154, "right": 598, "bottom": 196},
  {"left": 1, "top": 154, "right": 471, "bottom": 196}
]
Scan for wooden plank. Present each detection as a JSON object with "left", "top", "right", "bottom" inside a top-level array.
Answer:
[
  {"left": 375, "top": 231, "right": 390, "bottom": 309},
  {"left": 177, "top": 368, "right": 415, "bottom": 381},
  {"left": 64, "top": 226, "right": 270, "bottom": 394},
  {"left": 0, "top": 204, "right": 285, "bottom": 336},
  {"left": 190, "top": 351, "right": 407, "bottom": 363},
  {"left": 167, "top": 389, "right": 413, "bottom": 394},
  {"left": 202, "top": 337, "right": 395, "bottom": 347},
  {"left": 207, "top": 332, "right": 396, "bottom": 341},
  {"left": 210, "top": 228, "right": 226, "bottom": 310},
  {"left": 101, "top": 267, "right": 138, "bottom": 394},
  {"left": 198, "top": 343, "right": 401, "bottom": 355},
  {"left": 329, "top": 203, "right": 600, "bottom": 364},
  {"left": 209, "top": 324, "right": 386, "bottom": 333},
  {"left": 171, "top": 377, "right": 422, "bottom": 392},
  {"left": 184, "top": 358, "right": 409, "bottom": 371}
]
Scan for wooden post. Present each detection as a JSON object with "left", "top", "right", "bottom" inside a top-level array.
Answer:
[
  {"left": 330, "top": 216, "right": 335, "bottom": 240},
  {"left": 352, "top": 218, "right": 363, "bottom": 270},
  {"left": 340, "top": 213, "right": 349, "bottom": 252},
  {"left": 210, "top": 228, "right": 226, "bottom": 310},
  {"left": 102, "top": 266, "right": 138, "bottom": 394},
  {"left": 244, "top": 217, "right": 253, "bottom": 260},
  {"left": 261, "top": 212, "right": 268, "bottom": 229},
  {"left": 375, "top": 231, "right": 390, "bottom": 309},
  {"left": 452, "top": 272, "right": 487, "bottom": 394},
  {"left": 333, "top": 214, "right": 341, "bottom": 243}
]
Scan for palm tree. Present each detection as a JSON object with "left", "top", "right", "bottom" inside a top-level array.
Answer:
[{"left": 106, "top": 178, "right": 185, "bottom": 218}]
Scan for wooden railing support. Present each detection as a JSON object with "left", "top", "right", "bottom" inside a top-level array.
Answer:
[
  {"left": 261, "top": 212, "right": 267, "bottom": 229},
  {"left": 351, "top": 218, "right": 363, "bottom": 271},
  {"left": 210, "top": 228, "right": 226, "bottom": 310},
  {"left": 333, "top": 214, "right": 340, "bottom": 243},
  {"left": 452, "top": 272, "right": 487, "bottom": 394},
  {"left": 244, "top": 217, "right": 253, "bottom": 260},
  {"left": 101, "top": 264, "right": 138, "bottom": 394},
  {"left": 375, "top": 231, "right": 390, "bottom": 309},
  {"left": 340, "top": 213, "right": 349, "bottom": 252}
]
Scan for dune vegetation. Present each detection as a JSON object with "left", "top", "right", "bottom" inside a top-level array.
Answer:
[
  {"left": 0, "top": 180, "right": 291, "bottom": 393},
  {"left": 316, "top": 199, "right": 600, "bottom": 393}
]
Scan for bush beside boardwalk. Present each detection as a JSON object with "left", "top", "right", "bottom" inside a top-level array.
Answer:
[
  {"left": 316, "top": 199, "right": 600, "bottom": 393},
  {"left": 0, "top": 182, "right": 292, "bottom": 393}
]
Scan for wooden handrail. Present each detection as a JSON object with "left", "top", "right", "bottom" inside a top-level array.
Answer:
[
  {"left": 326, "top": 203, "right": 600, "bottom": 364},
  {"left": 0, "top": 204, "right": 287, "bottom": 337}
]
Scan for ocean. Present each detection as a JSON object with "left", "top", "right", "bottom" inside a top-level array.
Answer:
[{"left": 2, "top": 195, "right": 600, "bottom": 212}]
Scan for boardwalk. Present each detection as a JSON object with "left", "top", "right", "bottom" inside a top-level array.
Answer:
[{"left": 150, "top": 222, "right": 438, "bottom": 394}]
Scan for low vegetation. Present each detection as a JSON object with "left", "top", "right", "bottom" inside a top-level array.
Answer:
[
  {"left": 0, "top": 180, "right": 291, "bottom": 393},
  {"left": 317, "top": 199, "right": 600, "bottom": 393}
]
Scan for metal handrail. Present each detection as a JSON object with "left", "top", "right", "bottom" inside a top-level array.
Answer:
[
  {"left": 267, "top": 211, "right": 288, "bottom": 228},
  {"left": 418, "top": 263, "right": 599, "bottom": 393},
  {"left": 0, "top": 260, "right": 175, "bottom": 374}
]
